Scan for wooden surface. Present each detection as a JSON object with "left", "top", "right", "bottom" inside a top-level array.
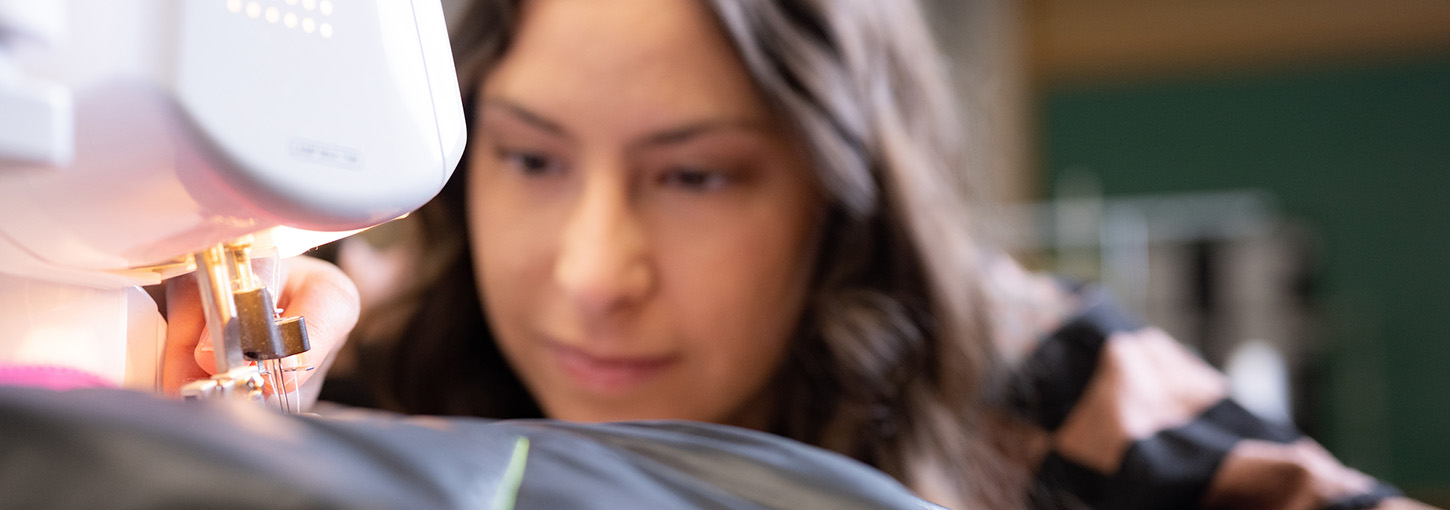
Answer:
[{"left": 1027, "top": 0, "right": 1450, "bottom": 86}]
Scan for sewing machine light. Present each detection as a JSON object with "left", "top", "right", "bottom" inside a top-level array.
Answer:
[{"left": 265, "top": 225, "right": 370, "bottom": 259}]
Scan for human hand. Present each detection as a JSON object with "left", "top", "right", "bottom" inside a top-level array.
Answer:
[{"left": 160, "top": 255, "right": 360, "bottom": 410}]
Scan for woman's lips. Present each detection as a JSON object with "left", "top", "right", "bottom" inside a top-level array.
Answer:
[{"left": 549, "top": 342, "right": 679, "bottom": 394}]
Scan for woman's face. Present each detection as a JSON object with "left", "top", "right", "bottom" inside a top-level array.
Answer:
[{"left": 467, "top": 0, "right": 823, "bottom": 427}]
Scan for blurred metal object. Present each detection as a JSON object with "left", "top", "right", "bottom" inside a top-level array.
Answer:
[{"left": 1000, "top": 177, "right": 1312, "bottom": 427}]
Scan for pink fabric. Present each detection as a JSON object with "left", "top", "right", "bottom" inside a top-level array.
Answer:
[{"left": 0, "top": 365, "right": 115, "bottom": 391}]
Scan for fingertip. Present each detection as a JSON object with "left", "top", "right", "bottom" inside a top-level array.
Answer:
[{"left": 193, "top": 326, "right": 219, "bottom": 375}]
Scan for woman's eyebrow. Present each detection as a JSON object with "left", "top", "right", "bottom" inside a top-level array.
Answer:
[
  {"left": 480, "top": 97, "right": 573, "bottom": 140},
  {"left": 633, "top": 119, "right": 771, "bottom": 149}
]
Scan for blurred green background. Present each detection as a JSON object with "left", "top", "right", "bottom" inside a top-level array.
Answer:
[{"left": 1041, "top": 58, "right": 1450, "bottom": 502}]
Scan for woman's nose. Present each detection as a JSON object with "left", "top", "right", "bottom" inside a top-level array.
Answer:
[{"left": 553, "top": 177, "right": 653, "bottom": 318}]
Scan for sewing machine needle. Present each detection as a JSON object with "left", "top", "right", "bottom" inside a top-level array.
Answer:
[{"left": 281, "top": 362, "right": 294, "bottom": 413}]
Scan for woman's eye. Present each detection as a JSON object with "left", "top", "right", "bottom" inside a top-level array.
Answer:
[
  {"left": 496, "top": 148, "right": 561, "bottom": 177},
  {"left": 661, "top": 168, "right": 729, "bottom": 192}
]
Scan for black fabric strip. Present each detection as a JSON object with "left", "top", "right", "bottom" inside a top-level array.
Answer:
[
  {"left": 1006, "top": 320, "right": 1105, "bottom": 431},
  {"left": 1031, "top": 400, "right": 1243, "bottom": 510},
  {"left": 1322, "top": 483, "right": 1403, "bottom": 510},
  {"left": 1196, "top": 399, "right": 1302, "bottom": 444},
  {"left": 1007, "top": 287, "right": 1144, "bottom": 431},
  {"left": 1106, "top": 417, "right": 1238, "bottom": 510}
]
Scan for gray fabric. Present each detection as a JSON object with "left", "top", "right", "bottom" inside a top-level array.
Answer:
[{"left": 0, "top": 387, "right": 941, "bottom": 509}]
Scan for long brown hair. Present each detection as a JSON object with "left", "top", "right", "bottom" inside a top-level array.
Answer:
[{"left": 345, "top": 0, "right": 1021, "bottom": 507}]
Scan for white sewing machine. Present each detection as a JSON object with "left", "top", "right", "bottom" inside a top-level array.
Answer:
[{"left": 0, "top": 0, "right": 463, "bottom": 406}]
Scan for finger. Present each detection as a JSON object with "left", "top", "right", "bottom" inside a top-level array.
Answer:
[
  {"left": 192, "top": 324, "right": 217, "bottom": 376},
  {"left": 161, "top": 274, "right": 213, "bottom": 395},
  {"left": 273, "top": 256, "right": 361, "bottom": 403}
]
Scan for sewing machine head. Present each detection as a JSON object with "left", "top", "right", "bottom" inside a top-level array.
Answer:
[{"left": 0, "top": 0, "right": 463, "bottom": 406}]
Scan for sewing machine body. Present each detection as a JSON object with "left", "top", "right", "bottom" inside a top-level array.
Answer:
[{"left": 0, "top": 0, "right": 463, "bottom": 392}]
